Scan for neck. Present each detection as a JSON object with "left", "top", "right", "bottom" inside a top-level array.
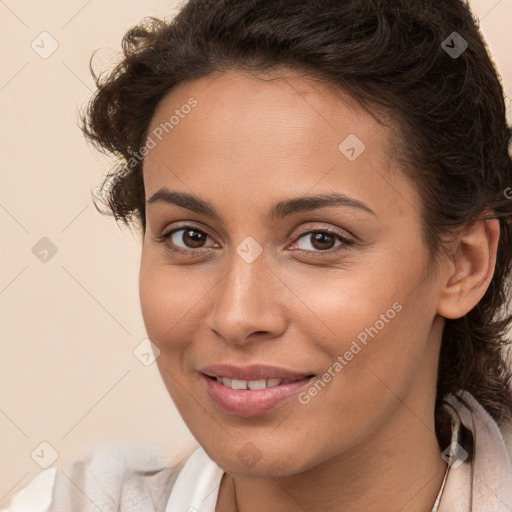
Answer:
[{"left": 223, "top": 405, "right": 448, "bottom": 512}]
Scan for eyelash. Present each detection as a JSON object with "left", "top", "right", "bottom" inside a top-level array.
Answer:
[{"left": 153, "top": 224, "right": 354, "bottom": 259}]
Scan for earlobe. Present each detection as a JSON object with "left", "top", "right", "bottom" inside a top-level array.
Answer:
[{"left": 437, "top": 218, "right": 500, "bottom": 320}]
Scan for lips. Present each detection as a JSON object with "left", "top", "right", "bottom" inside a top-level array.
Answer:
[
  {"left": 199, "top": 363, "right": 313, "bottom": 381},
  {"left": 199, "top": 363, "right": 315, "bottom": 416}
]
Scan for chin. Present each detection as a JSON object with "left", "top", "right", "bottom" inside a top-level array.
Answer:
[{"left": 202, "top": 441, "right": 317, "bottom": 478}]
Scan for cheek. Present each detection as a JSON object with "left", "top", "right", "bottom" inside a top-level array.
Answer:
[
  {"left": 283, "top": 262, "right": 404, "bottom": 349},
  {"left": 314, "top": 294, "right": 434, "bottom": 427},
  {"left": 292, "top": 306, "right": 426, "bottom": 462},
  {"left": 294, "top": 256, "right": 434, "bottom": 407},
  {"left": 139, "top": 257, "right": 199, "bottom": 406},
  {"left": 139, "top": 269, "right": 170, "bottom": 343},
  {"left": 139, "top": 249, "right": 207, "bottom": 350},
  {"left": 138, "top": 252, "right": 193, "bottom": 350}
]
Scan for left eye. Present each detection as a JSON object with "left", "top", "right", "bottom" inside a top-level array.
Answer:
[{"left": 292, "top": 230, "right": 349, "bottom": 252}]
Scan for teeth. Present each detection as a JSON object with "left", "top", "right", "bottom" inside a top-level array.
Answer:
[
  {"left": 214, "top": 377, "right": 286, "bottom": 389},
  {"left": 248, "top": 379, "right": 266, "bottom": 390},
  {"left": 216, "top": 377, "right": 231, "bottom": 387},
  {"left": 231, "top": 379, "right": 247, "bottom": 390}
]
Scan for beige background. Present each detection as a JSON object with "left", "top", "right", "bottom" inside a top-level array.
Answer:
[{"left": 1, "top": 0, "right": 511, "bottom": 506}]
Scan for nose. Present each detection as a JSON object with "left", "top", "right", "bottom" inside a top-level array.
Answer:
[{"left": 205, "top": 247, "right": 287, "bottom": 346}]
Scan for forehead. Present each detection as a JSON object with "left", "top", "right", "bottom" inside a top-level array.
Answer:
[
  {"left": 147, "top": 67, "right": 387, "bottom": 145},
  {"left": 142, "top": 67, "right": 415, "bottom": 220}
]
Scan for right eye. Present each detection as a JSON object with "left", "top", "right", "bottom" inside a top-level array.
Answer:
[{"left": 154, "top": 225, "right": 218, "bottom": 253}]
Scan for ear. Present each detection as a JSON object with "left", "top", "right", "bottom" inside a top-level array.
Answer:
[{"left": 437, "top": 219, "right": 500, "bottom": 320}]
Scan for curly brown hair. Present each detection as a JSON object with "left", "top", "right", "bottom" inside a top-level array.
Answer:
[{"left": 81, "top": 0, "right": 512, "bottom": 426}]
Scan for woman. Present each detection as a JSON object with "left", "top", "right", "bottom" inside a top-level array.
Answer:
[{"left": 4, "top": 0, "right": 512, "bottom": 510}]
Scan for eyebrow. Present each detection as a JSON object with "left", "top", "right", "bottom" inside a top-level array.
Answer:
[{"left": 146, "top": 187, "right": 377, "bottom": 220}]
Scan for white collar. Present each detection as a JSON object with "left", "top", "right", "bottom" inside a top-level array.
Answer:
[{"left": 166, "top": 446, "right": 224, "bottom": 512}]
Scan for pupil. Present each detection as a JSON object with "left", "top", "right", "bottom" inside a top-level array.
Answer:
[
  {"left": 184, "top": 230, "right": 204, "bottom": 248},
  {"left": 312, "top": 233, "right": 334, "bottom": 250}
]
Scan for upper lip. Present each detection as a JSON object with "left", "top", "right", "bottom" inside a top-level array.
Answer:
[{"left": 199, "top": 364, "right": 314, "bottom": 381}]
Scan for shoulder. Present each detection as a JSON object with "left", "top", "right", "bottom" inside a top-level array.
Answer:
[
  {"left": 1, "top": 442, "right": 196, "bottom": 512},
  {"left": 502, "top": 421, "right": 512, "bottom": 462},
  {"left": 447, "top": 390, "right": 512, "bottom": 463},
  {"left": 0, "top": 468, "right": 56, "bottom": 512}
]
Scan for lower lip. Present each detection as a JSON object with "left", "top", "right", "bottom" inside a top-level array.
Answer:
[{"left": 202, "top": 374, "right": 314, "bottom": 417}]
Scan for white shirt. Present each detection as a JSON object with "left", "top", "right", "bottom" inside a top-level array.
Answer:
[{"left": 1, "top": 446, "right": 224, "bottom": 512}]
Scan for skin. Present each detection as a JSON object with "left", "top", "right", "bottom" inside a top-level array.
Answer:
[{"left": 139, "top": 67, "right": 499, "bottom": 512}]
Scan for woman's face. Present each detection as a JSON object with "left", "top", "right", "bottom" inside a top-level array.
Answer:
[{"left": 139, "top": 68, "right": 446, "bottom": 477}]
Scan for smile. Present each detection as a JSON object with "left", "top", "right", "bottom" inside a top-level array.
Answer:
[{"left": 202, "top": 373, "right": 315, "bottom": 417}]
